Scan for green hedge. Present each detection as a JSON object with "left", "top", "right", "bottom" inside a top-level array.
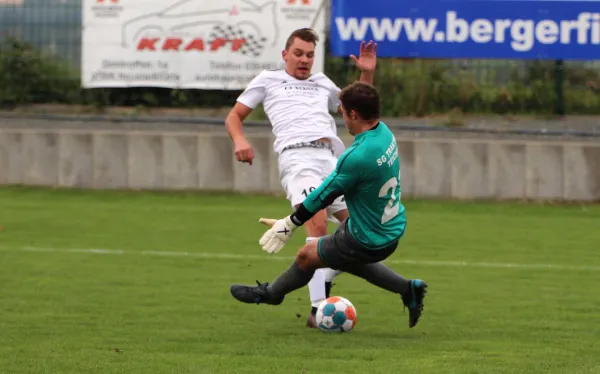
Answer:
[
  {"left": 1, "top": 37, "right": 599, "bottom": 117},
  {"left": 0, "top": 37, "right": 81, "bottom": 108}
]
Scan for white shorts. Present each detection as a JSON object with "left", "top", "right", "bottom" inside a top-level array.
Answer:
[{"left": 278, "top": 147, "right": 348, "bottom": 219}]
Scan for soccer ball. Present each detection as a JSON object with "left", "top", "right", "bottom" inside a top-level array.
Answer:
[{"left": 315, "top": 296, "right": 357, "bottom": 333}]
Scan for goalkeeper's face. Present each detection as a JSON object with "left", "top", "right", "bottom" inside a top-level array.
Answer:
[{"left": 282, "top": 38, "right": 315, "bottom": 80}]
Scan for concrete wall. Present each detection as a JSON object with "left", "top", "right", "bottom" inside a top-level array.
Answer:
[{"left": 1, "top": 129, "right": 599, "bottom": 201}]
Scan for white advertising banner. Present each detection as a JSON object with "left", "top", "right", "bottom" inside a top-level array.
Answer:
[{"left": 81, "top": 0, "right": 327, "bottom": 90}]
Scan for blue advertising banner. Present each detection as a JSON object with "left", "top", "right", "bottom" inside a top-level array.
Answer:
[{"left": 330, "top": 0, "right": 600, "bottom": 60}]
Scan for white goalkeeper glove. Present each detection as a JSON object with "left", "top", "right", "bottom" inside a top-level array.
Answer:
[{"left": 258, "top": 216, "right": 298, "bottom": 254}]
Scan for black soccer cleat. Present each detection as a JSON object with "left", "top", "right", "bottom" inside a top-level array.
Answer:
[
  {"left": 230, "top": 281, "right": 284, "bottom": 305},
  {"left": 401, "top": 279, "right": 428, "bottom": 328}
]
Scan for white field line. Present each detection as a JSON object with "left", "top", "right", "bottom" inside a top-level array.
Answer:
[{"left": 0, "top": 246, "right": 599, "bottom": 272}]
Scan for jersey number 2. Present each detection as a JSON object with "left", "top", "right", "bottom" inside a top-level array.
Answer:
[{"left": 378, "top": 176, "right": 401, "bottom": 224}]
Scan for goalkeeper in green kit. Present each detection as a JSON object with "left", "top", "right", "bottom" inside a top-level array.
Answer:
[{"left": 230, "top": 82, "right": 428, "bottom": 328}]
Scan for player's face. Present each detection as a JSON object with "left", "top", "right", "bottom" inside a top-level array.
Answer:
[{"left": 282, "top": 38, "right": 315, "bottom": 80}]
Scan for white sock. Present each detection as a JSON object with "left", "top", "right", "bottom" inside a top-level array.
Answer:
[
  {"left": 306, "top": 237, "right": 327, "bottom": 308},
  {"left": 308, "top": 269, "right": 327, "bottom": 308},
  {"left": 322, "top": 268, "right": 342, "bottom": 282}
]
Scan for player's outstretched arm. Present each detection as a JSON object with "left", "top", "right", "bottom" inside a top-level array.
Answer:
[
  {"left": 225, "top": 102, "right": 255, "bottom": 165},
  {"left": 300, "top": 149, "right": 360, "bottom": 215},
  {"left": 350, "top": 40, "right": 377, "bottom": 85},
  {"left": 256, "top": 151, "right": 362, "bottom": 254},
  {"left": 256, "top": 185, "right": 343, "bottom": 254}
]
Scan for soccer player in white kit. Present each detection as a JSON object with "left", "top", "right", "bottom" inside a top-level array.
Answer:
[{"left": 225, "top": 28, "right": 377, "bottom": 328}]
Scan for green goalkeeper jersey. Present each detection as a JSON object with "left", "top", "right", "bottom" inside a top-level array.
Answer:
[{"left": 302, "top": 121, "right": 406, "bottom": 249}]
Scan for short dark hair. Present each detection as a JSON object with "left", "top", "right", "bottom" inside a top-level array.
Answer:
[
  {"left": 285, "top": 28, "right": 319, "bottom": 50},
  {"left": 339, "top": 82, "right": 381, "bottom": 121}
]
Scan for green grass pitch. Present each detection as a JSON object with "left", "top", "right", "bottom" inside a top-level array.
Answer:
[{"left": 0, "top": 187, "right": 599, "bottom": 373}]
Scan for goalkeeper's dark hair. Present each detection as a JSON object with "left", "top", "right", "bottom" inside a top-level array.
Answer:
[
  {"left": 339, "top": 82, "right": 381, "bottom": 121},
  {"left": 285, "top": 28, "right": 319, "bottom": 50}
]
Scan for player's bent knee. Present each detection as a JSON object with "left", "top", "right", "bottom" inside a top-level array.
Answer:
[
  {"left": 294, "top": 240, "right": 321, "bottom": 271},
  {"left": 294, "top": 251, "right": 311, "bottom": 271}
]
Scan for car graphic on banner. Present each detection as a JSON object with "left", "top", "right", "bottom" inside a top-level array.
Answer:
[{"left": 121, "top": 0, "right": 280, "bottom": 57}]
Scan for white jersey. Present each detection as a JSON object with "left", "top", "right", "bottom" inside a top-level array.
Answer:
[{"left": 236, "top": 69, "right": 346, "bottom": 157}]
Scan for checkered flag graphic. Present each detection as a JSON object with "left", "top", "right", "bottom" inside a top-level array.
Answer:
[{"left": 209, "top": 25, "right": 268, "bottom": 57}]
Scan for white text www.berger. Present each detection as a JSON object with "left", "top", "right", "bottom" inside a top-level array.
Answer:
[{"left": 335, "top": 12, "right": 600, "bottom": 52}]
